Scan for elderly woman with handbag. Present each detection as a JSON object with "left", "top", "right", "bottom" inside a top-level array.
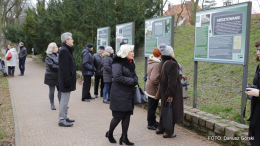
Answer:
[
  {"left": 44, "top": 42, "right": 61, "bottom": 110},
  {"left": 5, "top": 44, "right": 18, "bottom": 77},
  {"left": 156, "top": 43, "right": 184, "bottom": 138},
  {"left": 105, "top": 44, "right": 138, "bottom": 145}
]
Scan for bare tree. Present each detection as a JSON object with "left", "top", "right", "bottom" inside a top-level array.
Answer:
[
  {"left": 175, "top": 0, "right": 186, "bottom": 27},
  {"left": 190, "top": 0, "right": 200, "bottom": 25}
]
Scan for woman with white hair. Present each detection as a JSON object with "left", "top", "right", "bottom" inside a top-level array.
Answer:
[
  {"left": 105, "top": 44, "right": 138, "bottom": 145},
  {"left": 5, "top": 44, "right": 18, "bottom": 77},
  {"left": 44, "top": 42, "right": 61, "bottom": 110}
]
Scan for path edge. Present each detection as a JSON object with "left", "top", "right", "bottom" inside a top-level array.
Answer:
[{"left": 8, "top": 79, "right": 21, "bottom": 146}]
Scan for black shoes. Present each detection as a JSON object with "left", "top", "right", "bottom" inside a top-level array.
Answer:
[
  {"left": 90, "top": 97, "right": 95, "bottom": 99},
  {"left": 106, "top": 131, "right": 116, "bottom": 143},
  {"left": 51, "top": 105, "right": 56, "bottom": 110},
  {"left": 119, "top": 134, "right": 134, "bottom": 145},
  {"left": 103, "top": 100, "right": 109, "bottom": 104},
  {"left": 66, "top": 118, "right": 75, "bottom": 123},
  {"left": 82, "top": 99, "right": 90, "bottom": 102},
  {"left": 108, "top": 99, "right": 110, "bottom": 101},
  {"left": 147, "top": 122, "right": 158, "bottom": 130},
  {"left": 95, "top": 95, "right": 98, "bottom": 98},
  {"left": 58, "top": 121, "right": 73, "bottom": 127},
  {"left": 18, "top": 74, "right": 23, "bottom": 76}
]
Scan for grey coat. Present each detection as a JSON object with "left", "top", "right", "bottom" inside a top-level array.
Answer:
[
  {"left": 19, "top": 46, "right": 27, "bottom": 59},
  {"left": 44, "top": 53, "right": 59, "bottom": 86},
  {"left": 102, "top": 52, "right": 113, "bottom": 83},
  {"left": 93, "top": 53, "right": 103, "bottom": 76}
]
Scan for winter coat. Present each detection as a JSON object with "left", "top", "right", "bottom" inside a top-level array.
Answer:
[
  {"left": 44, "top": 53, "right": 59, "bottom": 86},
  {"left": 93, "top": 53, "right": 103, "bottom": 76},
  {"left": 248, "top": 64, "right": 260, "bottom": 146},
  {"left": 145, "top": 55, "right": 161, "bottom": 98},
  {"left": 0, "top": 58, "right": 5, "bottom": 70},
  {"left": 102, "top": 52, "right": 113, "bottom": 83},
  {"left": 19, "top": 46, "right": 27, "bottom": 59},
  {"left": 58, "top": 43, "right": 77, "bottom": 92},
  {"left": 110, "top": 56, "right": 138, "bottom": 112},
  {"left": 5, "top": 48, "right": 18, "bottom": 67},
  {"left": 81, "top": 48, "right": 95, "bottom": 76},
  {"left": 159, "top": 55, "right": 184, "bottom": 124}
]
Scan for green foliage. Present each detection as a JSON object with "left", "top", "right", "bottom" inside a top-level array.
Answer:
[{"left": 4, "top": 0, "right": 161, "bottom": 70}]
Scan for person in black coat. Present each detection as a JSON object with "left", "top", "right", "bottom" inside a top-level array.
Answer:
[
  {"left": 101, "top": 46, "right": 114, "bottom": 104},
  {"left": 106, "top": 44, "right": 138, "bottom": 145},
  {"left": 58, "top": 32, "right": 76, "bottom": 127},
  {"left": 44, "top": 42, "right": 61, "bottom": 110},
  {"left": 18, "top": 42, "right": 27, "bottom": 76},
  {"left": 81, "top": 43, "right": 95, "bottom": 102},
  {"left": 93, "top": 46, "right": 105, "bottom": 98},
  {"left": 246, "top": 39, "right": 260, "bottom": 146}
]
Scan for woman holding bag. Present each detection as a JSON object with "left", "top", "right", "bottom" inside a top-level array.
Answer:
[
  {"left": 5, "top": 44, "right": 18, "bottom": 77},
  {"left": 106, "top": 44, "right": 138, "bottom": 145},
  {"left": 156, "top": 44, "right": 184, "bottom": 138}
]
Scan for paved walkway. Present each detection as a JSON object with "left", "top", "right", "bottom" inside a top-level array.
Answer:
[{"left": 4, "top": 52, "right": 220, "bottom": 145}]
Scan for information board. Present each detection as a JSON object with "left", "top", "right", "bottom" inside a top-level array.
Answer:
[
  {"left": 115, "top": 22, "right": 135, "bottom": 52},
  {"left": 97, "top": 27, "right": 110, "bottom": 51},
  {"left": 194, "top": 3, "right": 251, "bottom": 65},
  {"left": 144, "top": 15, "right": 174, "bottom": 57}
]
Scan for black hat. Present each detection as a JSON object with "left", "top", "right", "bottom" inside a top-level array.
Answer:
[
  {"left": 86, "top": 43, "right": 94, "bottom": 48},
  {"left": 120, "top": 41, "right": 127, "bottom": 46},
  {"left": 99, "top": 46, "right": 105, "bottom": 50}
]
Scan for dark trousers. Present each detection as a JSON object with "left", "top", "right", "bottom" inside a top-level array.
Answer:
[
  {"left": 8, "top": 66, "right": 15, "bottom": 76},
  {"left": 94, "top": 76, "right": 104, "bottom": 97},
  {"left": 19, "top": 58, "right": 26, "bottom": 75},
  {"left": 158, "top": 115, "right": 175, "bottom": 135},
  {"left": 49, "top": 85, "right": 61, "bottom": 105},
  {"left": 82, "top": 75, "right": 92, "bottom": 100},
  {"left": 147, "top": 97, "right": 159, "bottom": 126}
]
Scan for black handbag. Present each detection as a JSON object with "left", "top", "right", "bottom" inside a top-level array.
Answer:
[
  {"left": 162, "top": 101, "right": 174, "bottom": 131},
  {"left": 133, "top": 84, "right": 147, "bottom": 105}
]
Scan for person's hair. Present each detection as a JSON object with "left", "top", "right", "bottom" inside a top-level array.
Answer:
[
  {"left": 9, "top": 44, "right": 13, "bottom": 48},
  {"left": 61, "top": 32, "right": 72, "bottom": 43},
  {"left": 19, "top": 42, "right": 24, "bottom": 46},
  {"left": 255, "top": 39, "right": 260, "bottom": 61},
  {"left": 117, "top": 44, "right": 134, "bottom": 58},
  {"left": 46, "top": 42, "right": 57, "bottom": 54}
]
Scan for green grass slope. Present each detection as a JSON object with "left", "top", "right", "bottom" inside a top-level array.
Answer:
[{"left": 135, "top": 17, "right": 260, "bottom": 123}]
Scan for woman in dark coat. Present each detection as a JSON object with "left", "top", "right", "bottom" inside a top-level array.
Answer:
[
  {"left": 245, "top": 39, "right": 260, "bottom": 146},
  {"left": 156, "top": 44, "right": 184, "bottom": 138},
  {"left": 101, "top": 46, "right": 114, "bottom": 104},
  {"left": 106, "top": 44, "right": 138, "bottom": 145},
  {"left": 44, "top": 42, "right": 61, "bottom": 110}
]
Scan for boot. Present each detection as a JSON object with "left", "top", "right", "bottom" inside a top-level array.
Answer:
[
  {"left": 105, "top": 131, "right": 116, "bottom": 143},
  {"left": 119, "top": 134, "right": 134, "bottom": 145},
  {"left": 4, "top": 73, "right": 7, "bottom": 77},
  {"left": 51, "top": 104, "right": 56, "bottom": 110}
]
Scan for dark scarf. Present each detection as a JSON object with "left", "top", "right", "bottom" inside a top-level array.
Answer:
[
  {"left": 62, "top": 43, "right": 74, "bottom": 53},
  {"left": 53, "top": 53, "right": 57, "bottom": 57},
  {"left": 112, "top": 56, "right": 135, "bottom": 72},
  {"left": 161, "top": 55, "right": 179, "bottom": 70},
  {"left": 20, "top": 46, "right": 24, "bottom": 50}
]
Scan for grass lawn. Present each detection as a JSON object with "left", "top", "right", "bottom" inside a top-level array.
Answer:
[
  {"left": 135, "top": 17, "right": 260, "bottom": 124},
  {"left": 0, "top": 53, "right": 15, "bottom": 145}
]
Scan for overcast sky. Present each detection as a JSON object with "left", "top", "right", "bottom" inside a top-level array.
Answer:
[{"left": 31, "top": 0, "right": 260, "bottom": 14}]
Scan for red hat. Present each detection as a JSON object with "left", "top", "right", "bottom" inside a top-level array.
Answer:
[{"left": 153, "top": 48, "right": 161, "bottom": 58}]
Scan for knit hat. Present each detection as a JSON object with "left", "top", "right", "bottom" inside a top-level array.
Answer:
[
  {"left": 105, "top": 46, "right": 113, "bottom": 53},
  {"left": 86, "top": 43, "right": 94, "bottom": 48},
  {"left": 153, "top": 48, "right": 161, "bottom": 58},
  {"left": 158, "top": 43, "right": 174, "bottom": 56},
  {"left": 120, "top": 41, "right": 127, "bottom": 46},
  {"left": 99, "top": 46, "right": 105, "bottom": 50},
  {"left": 117, "top": 44, "right": 134, "bottom": 58}
]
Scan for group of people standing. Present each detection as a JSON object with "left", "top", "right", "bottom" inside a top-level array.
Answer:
[
  {"left": 1, "top": 42, "right": 27, "bottom": 77},
  {"left": 43, "top": 32, "right": 184, "bottom": 145}
]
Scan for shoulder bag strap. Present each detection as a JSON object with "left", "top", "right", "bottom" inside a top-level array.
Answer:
[{"left": 158, "top": 60, "right": 168, "bottom": 81}]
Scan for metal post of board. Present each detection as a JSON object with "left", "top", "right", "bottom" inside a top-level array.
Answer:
[
  {"left": 144, "top": 57, "right": 148, "bottom": 90},
  {"left": 193, "top": 61, "right": 198, "bottom": 108},
  {"left": 240, "top": 65, "right": 248, "bottom": 124}
]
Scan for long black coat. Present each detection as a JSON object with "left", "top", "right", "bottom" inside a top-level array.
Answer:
[
  {"left": 110, "top": 56, "right": 138, "bottom": 112},
  {"left": 58, "top": 43, "right": 77, "bottom": 92},
  {"left": 44, "top": 53, "right": 59, "bottom": 86},
  {"left": 159, "top": 55, "right": 184, "bottom": 124},
  {"left": 102, "top": 52, "right": 113, "bottom": 83},
  {"left": 249, "top": 64, "right": 260, "bottom": 146}
]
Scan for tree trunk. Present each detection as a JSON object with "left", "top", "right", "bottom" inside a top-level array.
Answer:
[{"left": 190, "top": 0, "right": 199, "bottom": 25}]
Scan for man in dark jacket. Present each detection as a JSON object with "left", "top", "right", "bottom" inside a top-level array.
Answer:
[
  {"left": 81, "top": 43, "right": 95, "bottom": 102},
  {"left": 93, "top": 46, "right": 105, "bottom": 98},
  {"left": 58, "top": 32, "right": 76, "bottom": 127},
  {"left": 18, "top": 42, "right": 27, "bottom": 76}
]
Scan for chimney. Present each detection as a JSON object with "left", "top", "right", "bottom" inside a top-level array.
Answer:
[{"left": 168, "top": 3, "right": 171, "bottom": 10}]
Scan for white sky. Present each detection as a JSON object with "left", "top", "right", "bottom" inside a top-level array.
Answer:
[
  {"left": 31, "top": 0, "right": 260, "bottom": 14},
  {"left": 164, "top": 0, "right": 260, "bottom": 14}
]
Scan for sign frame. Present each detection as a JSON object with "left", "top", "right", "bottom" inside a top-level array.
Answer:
[
  {"left": 115, "top": 22, "right": 135, "bottom": 52},
  {"left": 96, "top": 26, "right": 111, "bottom": 52}
]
